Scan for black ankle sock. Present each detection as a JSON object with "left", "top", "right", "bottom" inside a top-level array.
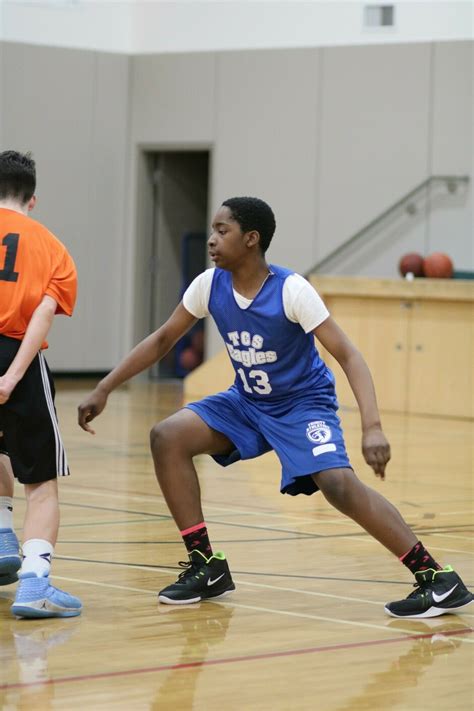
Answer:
[
  {"left": 400, "top": 541, "right": 442, "bottom": 575},
  {"left": 180, "top": 523, "right": 213, "bottom": 558}
]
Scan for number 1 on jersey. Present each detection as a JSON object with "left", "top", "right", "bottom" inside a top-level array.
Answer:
[{"left": 0, "top": 233, "right": 20, "bottom": 282}]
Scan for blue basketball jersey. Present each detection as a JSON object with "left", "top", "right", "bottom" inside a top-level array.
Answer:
[{"left": 209, "top": 265, "right": 334, "bottom": 401}]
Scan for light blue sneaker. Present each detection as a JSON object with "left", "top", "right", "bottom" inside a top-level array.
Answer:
[
  {"left": 11, "top": 573, "right": 82, "bottom": 619},
  {"left": 0, "top": 528, "right": 21, "bottom": 586}
]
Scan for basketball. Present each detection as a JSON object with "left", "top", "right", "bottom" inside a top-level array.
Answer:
[
  {"left": 398, "top": 252, "right": 425, "bottom": 277},
  {"left": 179, "top": 346, "right": 202, "bottom": 372},
  {"left": 423, "top": 252, "right": 453, "bottom": 279}
]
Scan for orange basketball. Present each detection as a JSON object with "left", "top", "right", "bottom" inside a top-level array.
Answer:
[
  {"left": 423, "top": 252, "right": 453, "bottom": 279},
  {"left": 398, "top": 252, "right": 424, "bottom": 277},
  {"left": 179, "top": 346, "right": 202, "bottom": 372}
]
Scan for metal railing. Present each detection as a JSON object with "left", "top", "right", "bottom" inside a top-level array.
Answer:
[{"left": 308, "top": 175, "right": 470, "bottom": 275}]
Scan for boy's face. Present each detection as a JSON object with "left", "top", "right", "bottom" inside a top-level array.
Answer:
[{"left": 208, "top": 206, "right": 259, "bottom": 270}]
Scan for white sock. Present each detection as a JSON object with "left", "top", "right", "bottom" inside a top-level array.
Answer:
[
  {"left": 20, "top": 539, "right": 54, "bottom": 578},
  {"left": 0, "top": 496, "right": 14, "bottom": 530}
]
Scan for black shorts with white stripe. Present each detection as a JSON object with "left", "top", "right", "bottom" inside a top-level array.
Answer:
[{"left": 0, "top": 334, "right": 70, "bottom": 484}]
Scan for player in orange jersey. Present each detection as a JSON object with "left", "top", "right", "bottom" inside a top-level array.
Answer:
[{"left": 0, "top": 150, "right": 82, "bottom": 618}]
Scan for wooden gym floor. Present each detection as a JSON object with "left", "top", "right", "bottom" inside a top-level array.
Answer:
[{"left": 1, "top": 380, "right": 473, "bottom": 710}]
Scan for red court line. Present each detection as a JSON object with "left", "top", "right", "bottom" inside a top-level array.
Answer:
[{"left": 1, "top": 627, "right": 472, "bottom": 691}]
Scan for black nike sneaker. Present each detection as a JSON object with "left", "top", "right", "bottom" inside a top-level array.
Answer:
[
  {"left": 385, "top": 566, "right": 474, "bottom": 618},
  {"left": 158, "top": 550, "right": 235, "bottom": 605}
]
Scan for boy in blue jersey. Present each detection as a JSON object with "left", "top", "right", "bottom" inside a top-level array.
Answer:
[{"left": 78, "top": 197, "right": 472, "bottom": 619}]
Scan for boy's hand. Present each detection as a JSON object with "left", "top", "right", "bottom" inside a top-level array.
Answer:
[
  {"left": 0, "top": 374, "right": 19, "bottom": 404},
  {"left": 78, "top": 388, "right": 108, "bottom": 434},
  {"left": 362, "top": 427, "right": 391, "bottom": 479}
]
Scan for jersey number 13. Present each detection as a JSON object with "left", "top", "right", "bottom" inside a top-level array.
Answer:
[{"left": 237, "top": 368, "right": 272, "bottom": 395}]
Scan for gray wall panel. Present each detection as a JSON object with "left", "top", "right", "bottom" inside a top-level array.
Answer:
[
  {"left": 80, "top": 52, "right": 130, "bottom": 369},
  {"left": 317, "top": 44, "right": 432, "bottom": 268},
  {"left": 0, "top": 43, "right": 4, "bottom": 147},
  {"left": 213, "top": 49, "right": 320, "bottom": 272},
  {"left": 2, "top": 43, "right": 94, "bottom": 236},
  {"left": 1, "top": 43, "right": 129, "bottom": 369},
  {"left": 428, "top": 41, "right": 473, "bottom": 270},
  {"left": 131, "top": 53, "right": 216, "bottom": 144},
  {"left": 431, "top": 41, "right": 473, "bottom": 174},
  {"left": 2, "top": 43, "right": 95, "bottom": 369}
]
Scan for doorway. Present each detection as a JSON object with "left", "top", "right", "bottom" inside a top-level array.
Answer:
[{"left": 146, "top": 150, "right": 209, "bottom": 379}]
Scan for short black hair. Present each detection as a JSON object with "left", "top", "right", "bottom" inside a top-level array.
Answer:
[
  {"left": 0, "top": 150, "right": 36, "bottom": 203},
  {"left": 222, "top": 196, "right": 276, "bottom": 253}
]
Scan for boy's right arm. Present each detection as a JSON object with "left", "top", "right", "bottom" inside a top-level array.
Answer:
[
  {"left": 0, "top": 295, "right": 57, "bottom": 404},
  {"left": 77, "top": 303, "right": 197, "bottom": 433}
]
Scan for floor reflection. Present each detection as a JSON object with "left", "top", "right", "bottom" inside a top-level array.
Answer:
[
  {"left": 333, "top": 618, "right": 472, "bottom": 711},
  {"left": 0, "top": 611, "right": 80, "bottom": 709},
  {"left": 150, "top": 601, "right": 234, "bottom": 710}
]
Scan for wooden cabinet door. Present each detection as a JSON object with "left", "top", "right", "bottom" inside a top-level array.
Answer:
[
  {"left": 319, "top": 296, "right": 409, "bottom": 412},
  {"left": 407, "top": 300, "right": 474, "bottom": 418}
]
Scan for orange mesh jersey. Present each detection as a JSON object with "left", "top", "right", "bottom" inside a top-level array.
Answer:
[{"left": 0, "top": 208, "right": 77, "bottom": 347}]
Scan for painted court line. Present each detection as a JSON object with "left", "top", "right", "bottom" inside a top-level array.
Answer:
[
  {"left": 322, "top": 536, "right": 474, "bottom": 555},
  {"left": 217, "top": 600, "right": 405, "bottom": 633},
  {"left": 59, "top": 488, "right": 474, "bottom": 537},
  {"left": 54, "top": 575, "right": 155, "bottom": 595},
  {"left": 427, "top": 532, "right": 474, "bottom": 542},
  {"left": 62, "top": 485, "right": 373, "bottom": 525},
  {"left": 422, "top": 545, "right": 474, "bottom": 556},
  {"left": 54, "top": 572, "right": 385, "bottom": 607},
  {"left": 1, "top": 627, "right": 471, "bottom": 692},
  {"left": 230, "top": 579, "right": 385, "bottom": 606},
  {"left": 55, "top": 555, "right": 472, "bottom": 608},
  {"left": 55, "top": 558, "right": 391, "bottom": 605},
  {"left": 64, "top": 486, "right": 285, "bottom": 517},
  {"left": 279, "top": 535, "right": 474, "bottom": 556},
  {"left": 64, "top": 485, "right": 474, "bottom": 520},
  {"left": 60, "top": 517, "right": 160, "bottom": 528},
  {"left": 56, "top": 558, "right": 169, "bottom": 574},
  {"left": 52, "top": 574, "right": 444, "bottom": 636}
]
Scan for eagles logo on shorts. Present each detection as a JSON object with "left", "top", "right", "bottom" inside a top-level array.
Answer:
[{"left": 306, "top": 421, "right": 332, "bottom": 444}]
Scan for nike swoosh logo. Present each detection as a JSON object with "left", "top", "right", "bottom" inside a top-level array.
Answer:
[
  {"left": 207, "top": 573, "right": 225, "bottom": 587},
  {"left": 432, "top": 584, "right": 458, "bottom": 603}
]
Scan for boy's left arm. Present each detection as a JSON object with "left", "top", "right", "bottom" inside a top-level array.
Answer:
[{"left": 313, "top": 316, "right": 390, "bottom": 479}]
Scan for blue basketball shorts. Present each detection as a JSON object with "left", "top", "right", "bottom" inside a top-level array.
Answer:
[{"left": 186, "top": 384, "right": 352, "bottom": 496}]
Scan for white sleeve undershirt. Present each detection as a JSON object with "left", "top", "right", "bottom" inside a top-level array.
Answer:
[
  {"left": 282, "top": 273, "right": 330, "bottom": 332},
  {"left": 182, "top": 268, "right": 215, "bottom": 319},
  {"left": 182, "top": 268, "right": 330, "bottom": 333}
]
